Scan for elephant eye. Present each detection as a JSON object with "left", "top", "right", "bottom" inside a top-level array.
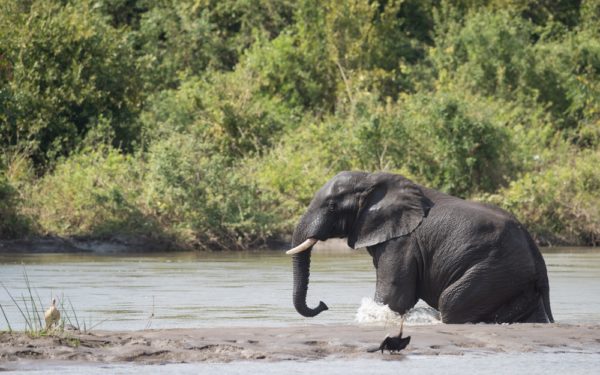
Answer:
[{"left": 327, "top": 201, "right": 336, "bottom": 212}]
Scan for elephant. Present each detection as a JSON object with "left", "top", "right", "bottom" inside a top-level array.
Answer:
[{"left": 287, "top": 171, "right": 554, "bottom": 324}]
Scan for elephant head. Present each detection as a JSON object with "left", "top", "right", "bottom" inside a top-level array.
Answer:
[{"left": 287, "top": 171, "right": 432, "bottom": 317}]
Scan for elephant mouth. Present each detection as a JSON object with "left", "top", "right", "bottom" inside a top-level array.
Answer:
[{"left": 286, "top": 238, "right": 318, "bottom": 255}]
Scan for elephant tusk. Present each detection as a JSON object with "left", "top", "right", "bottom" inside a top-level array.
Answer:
[{"left": 286, "top": 238, "right": 318, "bottom": 255}]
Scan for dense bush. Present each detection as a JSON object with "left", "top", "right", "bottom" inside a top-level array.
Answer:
[
  {"left": 429, "top": 5, "right": 600, "bottom": 143},
  {"left": 141, "top": 71, "right": 296, "bottom": 158},
  {"left": 396, "top": 92, "right": 513, "bottom": 197},
  {"left": 26, "top": 146, "right": 152, "bottom": 238},
  {"left": 252, "top": 113, "right": 358, "bottom": 229},
  {"left": 0, "top": 1, "right": 144, "bottom": 165},
  {"left": 0, "top": 173, "right": 31, "bottom": 238},
  {"left": 134, "top": 0, "right": 296, "bottom": 90},
  {"left": 483, "top": 149, "right": 600, "bottom": 246},
  {"left": 429, "top": 7, "right": 536, "bottom": 100},
  {"left": 252, "top": 88, "right": 513, "bottom": 234},
  {"left": 0, "top": 151, "right": 36, "bottom": 238},
  {"left": 144, "top": 134, "right": 275, "bottom": 249},
  {"left": 1, "top": 0, "right": 599, "bottom": 247}
]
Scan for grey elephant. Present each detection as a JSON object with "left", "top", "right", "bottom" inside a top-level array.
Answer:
[{"left": 287, "top": 171, "right": 553, "bottom": 323}]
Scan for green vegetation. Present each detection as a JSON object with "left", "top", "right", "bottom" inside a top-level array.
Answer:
[{"left": 1, "top": 0, "right": 599, "bottom": 248}]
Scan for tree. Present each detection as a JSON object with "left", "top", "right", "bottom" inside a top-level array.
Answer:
[{"left": 0, "top": 0, "right": 143, "bottom": 165}]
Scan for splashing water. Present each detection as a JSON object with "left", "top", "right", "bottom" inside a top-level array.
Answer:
[{"left": 355, "top": 297, "right": 441, "bottom": 325}]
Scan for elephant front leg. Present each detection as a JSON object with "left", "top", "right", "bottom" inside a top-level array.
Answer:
[
  {"left": 372, "top": 240, "right": 419, "bottom": 315},
  {"left": 375, "top": 284, "right": 417, "bottom": 315}
]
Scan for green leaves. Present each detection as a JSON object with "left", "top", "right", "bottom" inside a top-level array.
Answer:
[
  {"left": 397, "top": 92, "right": 512, "bottom": 197},
  {"left": 28, "top": 146, "right": 150, "bottom": 237},
  {"left": 0, "top": 0, "right": 143, "bottom": 165},
  {"left": 144, "top": 134, "right": 274, "bottom": 249},
  {"left": 482, "top": 150, "right": 600, "bottom": 246},
  {"left": 1, "top": 0, "right": 599, "bottom": 246}
]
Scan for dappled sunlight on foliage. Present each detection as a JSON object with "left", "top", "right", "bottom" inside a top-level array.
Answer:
[
  {"left": 26, "top": 146, "right": 152, "bottom": 238},
  {"left": 0, "top": 0, "right": 143, "bottom": 165},
  {"left": 1, "top": 0, "right": 599, "bottom": 247},
  {"left": 481, "top": 149, "right": 600, "bottom": 246},
  {"left": 144, "top": 133, "right": 275, "bottom": 249}
]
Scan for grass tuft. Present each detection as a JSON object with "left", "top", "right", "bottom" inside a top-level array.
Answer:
[{"left": 0, "top": 269, "right": 96, "bottom": 336}]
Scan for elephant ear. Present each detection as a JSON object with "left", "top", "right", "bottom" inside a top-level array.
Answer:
[{"left": 348, "top": 174, "right": 432, "bottom": 249}]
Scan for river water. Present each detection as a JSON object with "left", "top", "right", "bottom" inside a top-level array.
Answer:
[
  {"left": 13, "top": 353, "right": 600, "bottom": 375},
  {"left": 1, "top": 247, "right": 600, "bottom": 373},
  {"left": 1, "top": 247, "right": 599, "bottom": 330}
]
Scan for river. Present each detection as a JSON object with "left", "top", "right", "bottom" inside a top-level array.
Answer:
[
  {"left": 1, "top": 246, "right": 599, "bottom": 373},
  {"left": 1, "top": 247, "right": 599, "bottom": 330}
]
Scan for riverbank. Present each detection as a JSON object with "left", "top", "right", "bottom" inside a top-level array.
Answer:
[
  {"left": 0, "top": 235, "right": 181, "bottom": 253},
  {"left": 0, "top": 235, "right": 332, "bottom": 253},
  {"left": 1, "top": 323, "right": 599, "bottom": 369}
]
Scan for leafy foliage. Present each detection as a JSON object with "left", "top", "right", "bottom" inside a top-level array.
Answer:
[
  {"left": 144, "top": 133, "right": 275, "bottom": 249},
  {"left": 1, "top": 0, "right": 599, "bottom": 247},
  {"left": 0, "top": 0, "right": 143, "bottom": 165},
  {"left": 0, "top": 172, "right": 30, "bottom": 238},
  {"left": 483, "top": 149, "right": 600, "bottom": 246},
  {"left": 0, "top": 151, "right": 35, "bottom": 238},
  {"left": 27, "top": 146, "right": 152, "bottom": 238},
  {"left": 396, "top": 92, "right": 513, "bottom": 197}
]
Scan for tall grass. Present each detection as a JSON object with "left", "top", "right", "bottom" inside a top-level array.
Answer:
[
  {"left": 0, "top": 269, "right": 93, "bottom": 336},
  {"left": 0, "top": 302, "right": 12, "bottom": 332}
]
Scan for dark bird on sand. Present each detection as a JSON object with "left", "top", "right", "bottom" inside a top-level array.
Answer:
[{"left": 367, "top": 317, "right": 411, "bottom": 354}]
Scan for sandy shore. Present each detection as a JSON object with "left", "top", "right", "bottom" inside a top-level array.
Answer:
[{"left": 1, "top": 323, "right": 599, "bottom": 368}]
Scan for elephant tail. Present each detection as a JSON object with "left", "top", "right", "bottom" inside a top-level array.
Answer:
[
  {"left": 535, "top": 268, "right": 554, "bottom": 323},
  {"left": 525, "top": 230, "right": 554, "bottom": 323},
  {"left": 536, "top": 273, "right": 554, "bottom": 323},
  {"left": 541, "top": 280, "right": 554, "bottom": 323}
]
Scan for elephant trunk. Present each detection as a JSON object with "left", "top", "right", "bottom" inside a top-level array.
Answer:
[{"left": 291, "top": 232, "right": 328, "bottom": 317}]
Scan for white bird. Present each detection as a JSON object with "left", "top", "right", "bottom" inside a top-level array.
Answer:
[{"left": 44, "top": 298, "right": 60, "bottom": 330}]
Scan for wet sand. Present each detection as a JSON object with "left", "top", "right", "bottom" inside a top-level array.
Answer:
[{"left": 1, "top": 323, "right": 599, "bottom": 369}]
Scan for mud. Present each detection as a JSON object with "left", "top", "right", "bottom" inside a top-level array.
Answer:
[{"left": 1, "top": 323, "right": 599, "bottom": 368}]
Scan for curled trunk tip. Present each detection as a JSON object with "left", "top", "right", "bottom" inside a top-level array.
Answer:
[{"left": 292, "top": 248, "right": 328, "bottom": 317}]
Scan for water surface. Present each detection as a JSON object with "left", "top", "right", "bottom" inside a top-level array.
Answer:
[
  {"left": 0, "top": 247, "right": 599, "bottom": 331},
  {"left": 8, "top": 353, "right": 600, "bottom": 375}
]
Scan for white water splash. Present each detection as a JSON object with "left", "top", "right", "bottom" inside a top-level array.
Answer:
[{"left": 355, "top": 297, "right": 442, "bottom": 325}]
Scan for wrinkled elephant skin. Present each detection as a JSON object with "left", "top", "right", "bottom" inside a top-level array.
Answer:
[{"left": 289, "top": 171, "right": 553, "bottom": 324}]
